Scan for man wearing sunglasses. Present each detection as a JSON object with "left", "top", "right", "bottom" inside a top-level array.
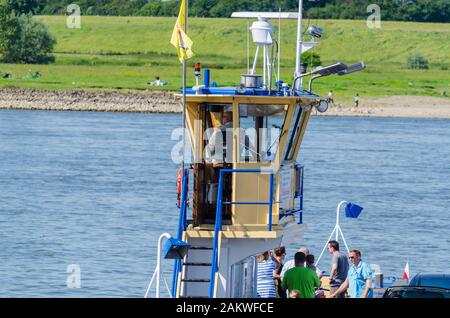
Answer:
[{"left": 330, "top": 249, "right": 373, "bottom": 298}]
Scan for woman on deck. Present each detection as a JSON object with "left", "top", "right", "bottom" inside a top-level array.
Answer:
[
  {"left": 273, "top": 247, "right": 287, "bottom": 298},
  {"left": 256, "top": 251, "right": 278, "bottom": 298}
]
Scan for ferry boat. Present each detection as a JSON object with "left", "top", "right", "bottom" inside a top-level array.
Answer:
[{"left": 146, "top": 0, "right": 367, "bottom": 298}]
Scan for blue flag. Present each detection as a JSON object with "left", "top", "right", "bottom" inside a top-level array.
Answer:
[
  {"left": 163, "top": 237, "right": 190, "bottom": 259},
  {"left": 345, "top": 202, "right": 364, "bottom": 218}
]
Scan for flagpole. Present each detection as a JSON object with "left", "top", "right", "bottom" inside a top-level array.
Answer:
[
  {"left": 316, "top": 201, "right": 351, "bottom": 266},
  {"left": 182, "top": 0, "right": 188, "bottom": 172}
]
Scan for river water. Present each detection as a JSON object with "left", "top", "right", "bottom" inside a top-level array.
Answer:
[{"left": 0, "top": 110, "right": 448, "bottom": 297}]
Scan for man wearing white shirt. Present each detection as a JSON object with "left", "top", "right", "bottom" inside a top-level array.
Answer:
[{"left": 280, "top": 247, "right": 310, "bottom": 278}]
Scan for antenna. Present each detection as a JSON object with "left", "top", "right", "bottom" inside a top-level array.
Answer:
[
  {"left": 232, "top": 6, "right": 319, "bottom": 92},
  {"left": 231, "top": 12, "right": 298, "bottom": 19},
  {"left": 294, "top": 0, "right": 304, "bottom": 91},
  {"left": 277, "top": 8, "right": 281, "bottom": 88},
  {"left": 232, "top": 11, "right": 297, "bottom": 90},
  {"left": 247, "top": 21, "right": 250, "bottom": 73}
]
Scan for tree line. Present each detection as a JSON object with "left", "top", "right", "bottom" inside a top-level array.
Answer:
[
  {"left": 0, "top": 0, "right": 55, "bottom": 64},
  {"left": 22, "top": 0, "right": 450, "bottom": 23}
]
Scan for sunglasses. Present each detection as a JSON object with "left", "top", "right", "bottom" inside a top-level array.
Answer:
[{"left": 348, "top": 256, "right": 355, "bottom": 259}]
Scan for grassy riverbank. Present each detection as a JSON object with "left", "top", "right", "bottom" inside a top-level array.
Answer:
[{"left": 0, "top": 16, "right": 449, "bottom": 100}]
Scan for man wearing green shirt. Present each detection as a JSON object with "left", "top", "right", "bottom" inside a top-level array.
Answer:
[{"left": 281, "top": 252, "right": 320, "bottom": 298}]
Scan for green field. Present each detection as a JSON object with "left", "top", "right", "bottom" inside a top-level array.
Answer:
[{"left": 0, "top": 16, "right": 449, "bottom": 100}]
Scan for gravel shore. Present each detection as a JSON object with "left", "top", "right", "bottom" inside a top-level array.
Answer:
[
  {"left": 320, "top": 95, "right": 450, "bottom": 119},
  {"left": 1, "top": 88, "right": 449, "bottom": 119},
  {"left": 0, "top": 88, "right": 180, "bottom": 113}
]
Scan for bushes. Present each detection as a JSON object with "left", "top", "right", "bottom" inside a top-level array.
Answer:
[
  {"left": 7, "top": 0, "right": 39, "bottom": 14},
  {"left": 0, "top": 1, "right": 56, "bottom": 64},
  {"left": 33, "top": 0, "right": 449, "bottom": 22},
  {"left": 405, "top": 52, "right": 429, "bottom": 70},
  {"left": 302, "top": 51, "right": 321, "bottom": 68}
]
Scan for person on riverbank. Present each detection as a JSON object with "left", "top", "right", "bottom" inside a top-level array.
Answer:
[
  {"left": 354, "top": 93, "right": 360, "bottom": 107},
  {"left": 327, "top": 240, "right": 349, "bottom": 298},
  {"left": 27, "top": 70, "right": 41, "bottom": 79},
  {"left": 330, "top": 249, "right": 373, "bottom": 298},
  {"left": 327, "top": 90, "right": 334, "bottom": 105},
  {"left": 281, "top": 252, "right": 320, "bottom": 298},
  {"left": 148, "top": 76, "right": 167, "bottom": 86}
]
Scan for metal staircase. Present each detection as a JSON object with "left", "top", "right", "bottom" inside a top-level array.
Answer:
[{"left": 178, "top": 239, "right": 213, "bottom": 298}]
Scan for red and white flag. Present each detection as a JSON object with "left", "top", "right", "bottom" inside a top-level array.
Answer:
[{"left": 402, "top": 261, "right": 410, "bottom": 282}]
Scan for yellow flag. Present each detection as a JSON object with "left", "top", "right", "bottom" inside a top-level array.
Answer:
[{"left": 170, "top": 0, "right": 194, "bottom": 63}]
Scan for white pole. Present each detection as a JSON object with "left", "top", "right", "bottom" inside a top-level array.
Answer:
[
  {"left": 316, "top": 201, "right": 348, "bottom": 267},
  {"left": 337, "top": 226, "right": 351, "bottom": 254},
  {"left": 163, "top": 276, "right": 173, "bottom": 297},
  {"left": 278, "top": 8, "right": 281, "bottom": 86},
  {"left": 336, "top": 201, "right": 347, "bottom": 241},
  {"left": 144, "top": 270, "right": 157, "bottom": 298},
  {"left": 267, "top": 50, "right": 272, "bottom": 91},
  {"left": 247, "top": 21, "right": 250, "bottom": 73},
  {"left": 182, "top": 0, "right": 189, "bottom": 171},
  {"left": 316, "top": 226, "right": 337, "bottom": 267},
  {"left": 156, "top": 233, "right": 172, "bottom": 298},
  {"left": 336, "top": 201, "right": 347, "bottom": 226},
  {"left": 294, "top": 0, "right": 304, "bottom": 91},
  {"left": 251, "top": 45, "right": 260, "bottom": 75},
  {"left": 263, "top": 45, "right": 267, "bottom": 88}
]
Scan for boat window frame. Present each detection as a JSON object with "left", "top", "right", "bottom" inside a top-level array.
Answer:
[
  {"left": 202, "top": 103, "right": 233, "bottom": 164},
  {"left": 284, "top": 104, "right": 303, "bottom": 161},
  {"left": 237, "top": 103, "right": 288, "bottom": 164}
]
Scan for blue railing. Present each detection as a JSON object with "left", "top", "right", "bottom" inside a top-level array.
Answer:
[
  {"left": 171, "top": 168, "right": 189, "bottom": 298},
  {"left": 171, "top": 165, "right": 304, "bottom": 298},
  {"left": 209, "top": 169, "right": 275, "bottom": 298},
  {"left": 297, "top": 164, "right": 304, "bottom": 224},
  {"left": 279, "top": 164, "right": 304, "bottom": 224}
]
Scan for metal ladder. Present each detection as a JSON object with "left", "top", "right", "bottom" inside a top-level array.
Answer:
[{"left": 178, "top": 239, "right": 213, "bottom": 298}]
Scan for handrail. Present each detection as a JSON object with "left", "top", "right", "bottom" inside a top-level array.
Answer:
[
  {"left": 144, "top": 233, "right": 173, "bottom": 298},
  {"left": 296, "top": 164, "right": 304, "bottom": 224},
  {"left": 209, "top": 168, "right": 275, "bottom": 298},
  {"left": 171, "top": 168, "right": 189, "bottom": 298},
  {"left": 279, "top": 164, "right": 304, "bottom": 224},
  {"left": 299, "top": 165, "right": 304, "bottom": 223}
]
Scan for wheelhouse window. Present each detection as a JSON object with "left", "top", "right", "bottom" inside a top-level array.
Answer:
[
  {"left": 238, "top": 104, "right": 287, "bottom": 163},
  {"left": 204, "top": 104, "right": 233, "bottom": 164},
  {"left": 283, "top": 104, "right": 303, "bottom": 161}
]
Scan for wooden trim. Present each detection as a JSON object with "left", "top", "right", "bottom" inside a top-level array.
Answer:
[
  {"left": 186, "top": 229, "right": 284, "bottom": 239},
  {"left": 292, "top": 110, "right": 312, "bottom": 161},
  {"left": 231, "top": 101, "right": 240, "bottom": 218},
  {"left": 174, "top": 94, "right": 320, "bottom": 107},
  {"left": 176, "top": 231, "right": 188, "bottom": 298},
  {"left": 213, "top": 231, "right": 223, "bottom": 298}
]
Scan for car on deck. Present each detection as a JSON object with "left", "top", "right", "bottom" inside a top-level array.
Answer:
[{"left": 383, "top": 274, "right": 450, "bottom": 298}]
